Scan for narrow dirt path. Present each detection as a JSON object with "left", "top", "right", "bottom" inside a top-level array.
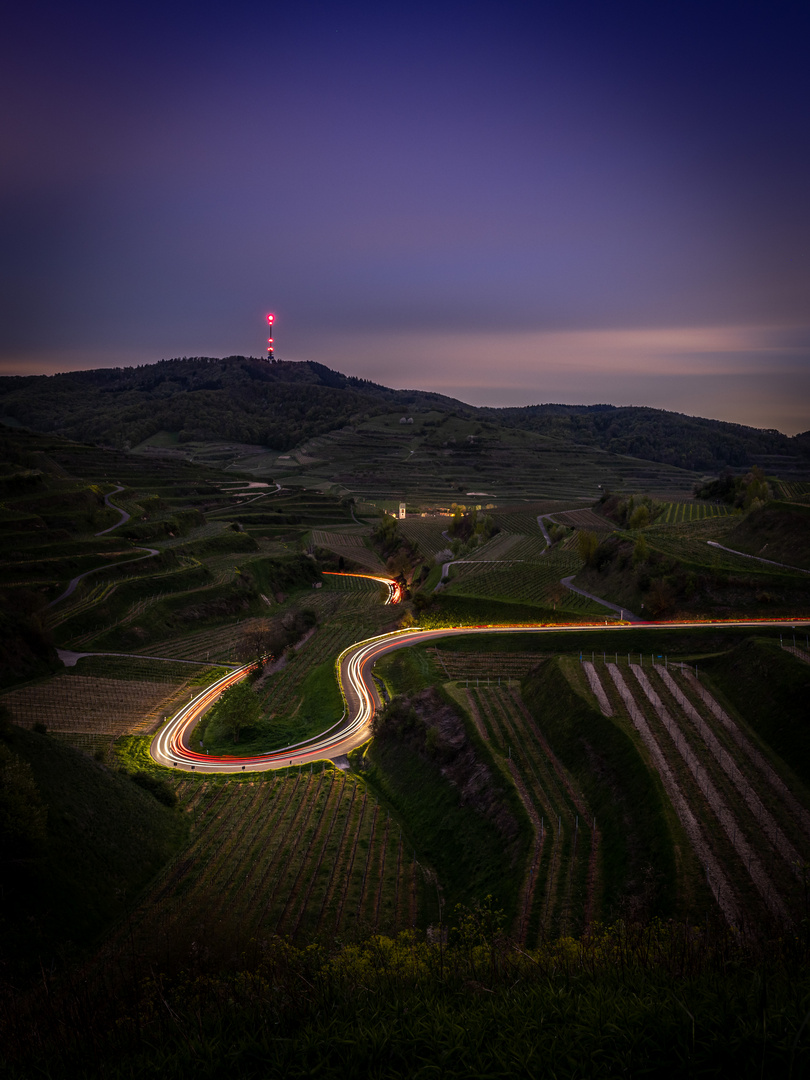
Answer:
[
  {"left": 582, "top": 661, "right": 613, "bottom": 715},
  {"left": 654, "top": 665, "right": 802, "bottom": 875},
  {"left": 682, "top": 669, "right": 810, "bottom": 840},
  {"left": 632, "top": 665, "right": 789, "bottom": 923},
  {"left": 95, "top": 484, "right": 131, "bottom": 535}
]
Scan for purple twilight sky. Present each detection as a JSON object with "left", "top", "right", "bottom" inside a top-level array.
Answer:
[{"left": 1, "top": 0, "right": 809, "bottom": 433}]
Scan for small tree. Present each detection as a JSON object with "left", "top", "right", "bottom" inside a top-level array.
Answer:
[
  {"left": 633, "top": 535, "right": 649, "bottom": 566},
  {"left": 239, "top": 620, "right": 278, "bottom": 666},
  {"left": 629, "top": 505, "right": 650, "bottom": 529},
  {"left": 211, "top": 681, "right": 262, "bottom": 744},
  {"left": 578, "top": 530, "right": 598, "bottom": 567},
  {"left": 645, "top": 578, "right": 676, "bottom": 617}
]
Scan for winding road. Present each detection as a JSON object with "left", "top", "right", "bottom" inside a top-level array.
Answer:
[
  {"left": 150, "top": 611, "right": 810, "bottom": 774},
  {"left": 48, "top": 485, "right": 159, "bottom": 608}
]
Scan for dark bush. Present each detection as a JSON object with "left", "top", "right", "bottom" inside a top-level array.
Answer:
[{"left": 128, "top": 770, "right": 178, "bottom": 808}]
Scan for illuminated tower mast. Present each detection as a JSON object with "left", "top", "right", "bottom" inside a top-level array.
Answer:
[{"left": 266, "top": 312, "right": 275, "bottom": 360}]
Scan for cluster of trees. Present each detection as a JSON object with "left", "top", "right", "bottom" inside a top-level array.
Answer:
[
  {"left": 202, "top": 682, "right": 261, "bottom": 745},
  {"left": 371, "top": 515, "right": 420, "bottom": 581},
  {"left": 487, "top": 403, "right": 807, "bottom": 472},
  {"left": 205, "top": 606, "right": 317, "bottom": 744},
  {"left": 448, "top": 506, "right": 497, "bottom": 544},
  {"left": 578, "top": 532, "right": 693, "bottom": 616},
  {"left": 598, "top": 493, "right": 664, "bottom": 530},
  {"left": 695, "top": 466, "right": 772, "bottom": 510},
  {"left": 238, "top": 607, "right": 318, "bottom": 666}
]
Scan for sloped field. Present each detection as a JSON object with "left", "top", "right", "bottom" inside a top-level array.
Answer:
[
  {"left": 583, "top": 657, "right": 810, "bottom": 927},
  {"left": 102, "top": 771, "right": 427, "bottom": 968}
]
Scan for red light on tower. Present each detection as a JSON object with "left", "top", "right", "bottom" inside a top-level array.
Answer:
[{"left": 266, "top": 313, "right": 275, "bottom": 360}]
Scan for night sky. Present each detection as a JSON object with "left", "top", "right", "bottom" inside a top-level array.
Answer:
[{"left": 2, "top": 0, "right": 809, "bottom": 433}]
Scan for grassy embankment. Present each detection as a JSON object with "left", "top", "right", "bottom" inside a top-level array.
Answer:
[
  {"left": 356, "top": 645, "right": 532, "bottom": 925},
  {"left": 521, "top": 657, "right": 690, "bottom": 920},
  {"left": 720, "top": 500, "right": 810, "bottom": 569},
  {"left": 198, "top": 658, "right": 344, "bottom": 755},
  {"left": 704, "top": 636, "right": 810, "bottom": 790}
]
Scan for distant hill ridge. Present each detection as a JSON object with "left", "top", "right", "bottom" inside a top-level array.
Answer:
[{"left": 1, "top": 356, "right": 808, "bottom": 474}]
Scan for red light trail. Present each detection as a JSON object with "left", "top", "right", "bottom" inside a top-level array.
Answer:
[{"left": 151, "top": 614, "right": 810, "bottom": 775}]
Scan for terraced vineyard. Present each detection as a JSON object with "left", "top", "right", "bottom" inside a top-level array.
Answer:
[
  {"left": 495, "top": 504, "right": 588, "bottom": 533},
  {"left": 447, "top": 548, "right": 607, "bottom": 615},
  {"left": 310, "top": 529, "right": 385, "bottom": 570},
  {"left": 105, "top": 770, "right": 430, "bottom": 967},
  {"left": 657, "top": 501, "right": 733, "bottom": 524},
  {"left": 244, "top": 413, "right": 702, "bottom": 507},
  {"left": 774, "top": 480, "right": 810, "bottom": 501},
  {"left": 430, "top": 649, "right": 543, "bottom": 683},
  {"left": 452, "top": 682, "right": 596, "bottom": 942},
  {"left": 4, "top": 421, "right": 810, "bottom": 980},
  {"left": 581, "top": 656, "right": 810, "bottom": 926},
  {"left": 545, "top": 507, "right": 614, "bottom": 531},
  {"left": 135, "top": 620, "right": 268, "bottom": 664},
  {"left": 397, "top": 518, "right": 452, "bottom": 558},
  {"left": 320, "top": 571, "right": 387, "bottom": 595},
  {"left": 1, "top": 661, "right": 213, "bottom": 751}
]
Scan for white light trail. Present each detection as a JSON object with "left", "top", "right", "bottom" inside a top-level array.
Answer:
[{"left": 151, "top": 617, "right": 810, "bottom": 775}]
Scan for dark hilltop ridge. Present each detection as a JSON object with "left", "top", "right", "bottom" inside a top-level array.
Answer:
[{"left": 1, "top": 355, "right": 808, "bottom": 474}]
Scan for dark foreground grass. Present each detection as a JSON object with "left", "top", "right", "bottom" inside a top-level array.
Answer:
[
  {"left": 2, "top": 726, "right": 187, "bottom": 977},
  {"left": 5, "top": 921, "right": 810, "bottom": 1079}
]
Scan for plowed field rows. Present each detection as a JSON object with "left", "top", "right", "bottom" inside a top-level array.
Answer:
[
  {"left": 458, "top": 684, "right": 595, "bottom": 943},
  {"left": 449, "top": 553, "right": 606, "bottom": 613},
  {"left": 658, "top": 501, "right": 731, "bottom": 525},
  {"left": 432, "top": 649, "right": 540, "bottom": 682},
  {"left": 1, "top": 674, "right": 196, "bottom": 737},
  {"left": 583, "top": 659, "right": 810, "bottom": 927},
  {"left": 108, "top": 772, "right": 424, "bottom": 966}
]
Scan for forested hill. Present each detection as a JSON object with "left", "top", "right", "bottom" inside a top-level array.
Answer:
[
  {"left": 1, "top": 356, "right": 807, "bottom": 474},
  {"left": 0, "top": 358, "right": 459, "bottom": 451},
  {"left": 484, "top": 403, "right": 810, "bottom": 474}
]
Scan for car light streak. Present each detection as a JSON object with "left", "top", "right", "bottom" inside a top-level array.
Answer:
[
  {"left": 322, "top": 570, "right": 401, "bottom": 604},
  {"left": 150, "top": 616, "right": 810, "bottom": 774}
]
